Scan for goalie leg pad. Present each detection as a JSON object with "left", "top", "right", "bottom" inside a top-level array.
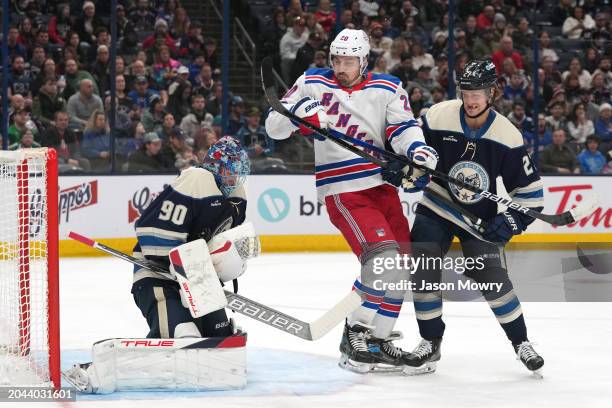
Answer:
[{"left": 78, "top": 334, "right": 247, "bottom": 394}]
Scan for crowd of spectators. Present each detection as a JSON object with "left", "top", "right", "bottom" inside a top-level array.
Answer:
[
  {"left": 2, "top": 0, "right": 611, "bottom": 175},
  {"left": 264, "top": 0, "right": 612, "bottom": 174},
  {"left": 0, "top": 0, "right": 278, "bottom": 173}
]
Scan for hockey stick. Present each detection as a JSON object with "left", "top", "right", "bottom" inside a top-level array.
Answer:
[
  {"left": 68, "top": 231, "right": 361, "bottom": 341},
  {"left": 260, "top": 56, "right": 598, "bottom": 227}
]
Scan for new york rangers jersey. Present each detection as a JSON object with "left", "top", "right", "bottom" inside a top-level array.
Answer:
[
  {"left": 132, "top": 166, "right": 247, "bottom": 283},
  {"left": 265, "top": 68, "right": 425, "bottom": 199},
  {"left": 418, "top": 100, "right": 544, "bottom": 236}
]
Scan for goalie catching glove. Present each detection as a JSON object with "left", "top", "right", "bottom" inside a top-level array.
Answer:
[
  {"left": 208, "top": 222, "right": 261, "bottom": 282},
  {"left": 382, "top": 145, "right": 438, "bottom": 192},
  {"left": 290, "top": 96, "right": 329, "bottom": 136}
]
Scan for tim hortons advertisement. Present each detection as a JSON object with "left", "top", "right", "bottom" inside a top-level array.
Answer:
[{"left": 57, "top": 175, "right": 610, "bottom": 240}]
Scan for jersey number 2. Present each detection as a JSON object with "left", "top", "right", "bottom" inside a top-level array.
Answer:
[
  {"left": 158, "top": 200, "right": 187, "bottom": 225},
  {"left": 399, "top": 95, "right": 410, "bottom": 111},
  {"left": 523, "top": 155, "right": 534, "bottom": 176}
]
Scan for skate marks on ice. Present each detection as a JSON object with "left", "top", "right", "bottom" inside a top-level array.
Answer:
[{"left": 60, "top": 348, "right": 362, "bottom": 400}]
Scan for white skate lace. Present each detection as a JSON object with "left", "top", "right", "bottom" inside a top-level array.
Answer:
[
  {"left": 413, "top": 339, "right": 433, "bottom": 358},
  {"left": 349, "top": 329, "right": 370, "bottom": 352},
  {"left": 517, "top": 342, "right": 538, "bottom": 362},
  {"left": 382, "top": 341, "right": 403, "bottom": 358}
]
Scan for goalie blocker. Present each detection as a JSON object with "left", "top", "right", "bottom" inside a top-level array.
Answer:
[{"left": 63, "top": 332, "right": 247, "bottom": 393}]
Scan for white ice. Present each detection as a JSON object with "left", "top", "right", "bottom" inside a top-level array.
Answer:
[{"left": 55, "top": 253, "right": 612, "bottom": 408}]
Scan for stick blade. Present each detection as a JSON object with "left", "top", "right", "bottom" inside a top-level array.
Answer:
[
  {"left": 260, "top": 56, "right": 275, "bottom": 93},
  {"left": 308, "top": 291, "right": 361, "bottom": 340},
  {"left": 570, "top": 193, "right": 599, "bottom": 223}
]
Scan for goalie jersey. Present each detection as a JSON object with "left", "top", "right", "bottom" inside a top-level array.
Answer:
[
  {"left": 132, "top": 166, "right": 247, "bottom": 282},
  {"left": 265, "top": 68, "right": 425, "bottom": 199},
  {"left": 418, "top": 100, "right": 544, "bottom": 235}
]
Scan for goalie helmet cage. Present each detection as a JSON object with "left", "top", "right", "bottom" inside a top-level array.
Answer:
[{"left": 0, "top": 148, "right": 59, "bottom": 388}]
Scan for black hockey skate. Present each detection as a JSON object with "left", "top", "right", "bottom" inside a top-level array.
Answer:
[
  {"left": 402, "top": 337, "right": 442, "bottom": 375},
  {"left": 366, "top": 331, "right": 415, "bottom": 373},
  {"left": 513, "top": 341, "right": 544, "bottom": 378},
  {"left": 339, "top": 323, "right": 377, "bottom": 373}
]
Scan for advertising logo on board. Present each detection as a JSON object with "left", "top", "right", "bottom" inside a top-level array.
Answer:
[
  {"left": 128, "top": 186, "right": 163, "bottom": 223},
  {"left": 59, "top": 180, "right": 98, "bottom": 223},
  {"left": 258, "top": 188, "right": 290, "bottom": 222}
]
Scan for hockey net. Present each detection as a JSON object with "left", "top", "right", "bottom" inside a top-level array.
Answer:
[{"left": 0, "top": 148, "right": 59, "bottom": 388}]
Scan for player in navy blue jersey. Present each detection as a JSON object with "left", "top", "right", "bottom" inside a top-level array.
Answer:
[
  {"left": 384, "top": 60, "right": 545, "bottom": 375},
  {"left": 131, "top": 136, "right": 250, "bottom": 339}
]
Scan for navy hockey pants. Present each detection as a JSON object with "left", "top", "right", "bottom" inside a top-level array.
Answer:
[
  {"left": 132, "top": 277, "right": 233, "bottom": 338},
  {"left": 410, "top": 207, "right": 528, "bottom": 345}
]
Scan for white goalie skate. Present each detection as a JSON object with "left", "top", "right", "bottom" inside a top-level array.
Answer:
[{"left": 62, "top": 363, "right": 95, "bottom": 393}]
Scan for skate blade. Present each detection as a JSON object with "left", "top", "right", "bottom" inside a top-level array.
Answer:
[
  {"left": 370, "top": 363, "right": 405, "bottom": 374},
  {"left": 531, "top": 368, "right": 544, "bottom": 379},
  {"left": 402, "top": 362, "right": 437, "bottom": 376},
  {"left": 338, "top": 355, "right": 373, "bottom": 374},
  {"left": 61, "top": 372, "right": 89, "bottom": 392}
]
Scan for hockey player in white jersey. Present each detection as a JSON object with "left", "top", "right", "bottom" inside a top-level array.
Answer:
[
  {"left": 387, "top": 59, "right": 545, "bottom": 375},
  {"left": 265, "top": 28, "right": 438, "bottom": 372}
]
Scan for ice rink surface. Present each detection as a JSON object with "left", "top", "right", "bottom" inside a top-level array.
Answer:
[{"left": 57, "top": 252, "right": 612, "bottom": 408}]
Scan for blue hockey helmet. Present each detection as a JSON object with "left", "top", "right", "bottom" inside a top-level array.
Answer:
[{"left": 202, "top": 136, "right": 250, "bottom": 196}]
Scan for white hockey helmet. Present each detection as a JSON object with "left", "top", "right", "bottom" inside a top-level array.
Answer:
[{"left": 329, "top": 28, "right": 370, "bottom": 76}]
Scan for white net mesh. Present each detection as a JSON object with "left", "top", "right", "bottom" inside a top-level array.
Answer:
[{"left": 0, "top": 149, "right": 53, "bottom": 386}]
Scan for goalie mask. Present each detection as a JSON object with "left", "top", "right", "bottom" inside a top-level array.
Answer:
[
  {"left": 202, "top": 136, "right": 250, "bottom": 196},
  {"left": 329, "top": 28, "right": 370, "bottom": 77}
]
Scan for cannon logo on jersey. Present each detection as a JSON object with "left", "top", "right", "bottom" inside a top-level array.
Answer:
[
  {"left": 59, "top": 180, "right": 98, "bottom": 223},
  {"left": 448, "top": 161, "right": 490, "bottom": 204}
]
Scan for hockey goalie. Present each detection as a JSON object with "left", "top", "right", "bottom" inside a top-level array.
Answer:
[{"left": 64, "top": 137, "right": 259, "bottom": 393}]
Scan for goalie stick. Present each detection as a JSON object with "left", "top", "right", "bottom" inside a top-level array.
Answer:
[
  {"left": 260, "top": 56, "right": 598, "bottom": 227},
  {"left": 69, "top": 231, "right": 361, "bottom": 341}
]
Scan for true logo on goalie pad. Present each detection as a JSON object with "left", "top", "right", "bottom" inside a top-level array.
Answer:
[
  {"left": 120, "top": 340, "right": 175, "bottom": 347},
  {"left": 181, "top": 281, "right": 200, "bottom": 316}
]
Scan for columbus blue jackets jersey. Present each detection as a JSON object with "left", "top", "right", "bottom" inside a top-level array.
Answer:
[
  {"left": 418, "top": 100, "right": 544, "bottom": 237},
  {"left": 265, "top": 68, "right": 425, "bottom": 199},
  {"left": 132, "top": 166, "right": 247, "bottom": 283}
]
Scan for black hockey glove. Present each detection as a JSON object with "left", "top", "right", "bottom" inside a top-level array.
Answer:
[
  {"left": 381, "top": 160, "right": 407, "bottom": 187},
  {"left": 482, "top": 211, "right": 527, "bottom": 244}
]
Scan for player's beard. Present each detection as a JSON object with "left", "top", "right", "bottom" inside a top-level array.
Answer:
[{"left": 336, "top": 73, "right": 361, "bottom": 88}]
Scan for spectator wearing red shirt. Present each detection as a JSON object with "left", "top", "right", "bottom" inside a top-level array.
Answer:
[
  {"left": 142, "top": 19, "right": 177, "bottom": 54},
  {"left": 492, "top": 36, "right": 523, "bottom": 75},
  {"left": 476, "top": 5, "right": 495, "bottom": 31},
  {"left": 315, "top": 0, "right": 336, "bottom": 34},
  {"left": 48, "top": 3, "right": 72, "bottom": 46}
]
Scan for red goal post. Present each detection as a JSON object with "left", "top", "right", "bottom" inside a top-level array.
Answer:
[{"left": 0, "top": 148, "right": 59, "bottom": 388}]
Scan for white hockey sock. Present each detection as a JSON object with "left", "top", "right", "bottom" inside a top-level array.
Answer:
[
  {"left": 371, "top": 296, "right": 403, "bottom": 339},
  {"left": 348, "top": 279, "right": 383, "bottom": 327}
]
